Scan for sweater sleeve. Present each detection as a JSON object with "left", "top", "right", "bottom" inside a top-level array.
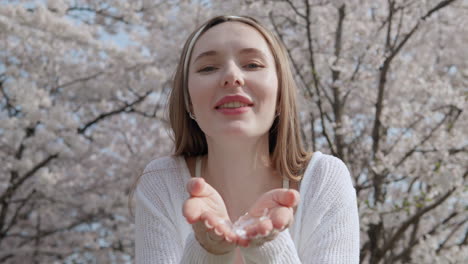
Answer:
[
  {"left": 135, "top": 163, "right": 236, "bottom": 264},
  {"left": 240, "top": 155, "right": 360, "bottom": 263},
  {"left": 240, "top": 228, "right": 301, "bottom": 264},
  {"left": 299, "top": 156, "right": 360, "bottom": 263}
]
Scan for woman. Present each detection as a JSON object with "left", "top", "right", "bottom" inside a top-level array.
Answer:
[{"left": 135, "top": 15, "right": 359, "bottom": 263}]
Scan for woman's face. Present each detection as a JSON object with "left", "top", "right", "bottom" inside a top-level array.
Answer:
[{"left": 187, "top": 22, "right": 278, "bottom": 140}]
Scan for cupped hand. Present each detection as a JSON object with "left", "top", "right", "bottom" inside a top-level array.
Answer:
[
  {"left": 183, "top": 178, "right": 237, "bottom": 255},
  {"left": 236, "top": 188, "right": 300, "bottom": 248}
]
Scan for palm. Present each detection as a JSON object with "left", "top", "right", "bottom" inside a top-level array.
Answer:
[
  {"left": 183, "top": 178, "right": 237, "bottom": 254},
  {"left": 237, "top": 188, "right": 300, "bottom": 247},
  {"left": 184, "top": 184, "right": 228, "bottom": 223},
  {"left": 183, "top": 178, "right": 300, "bottom": 250}
]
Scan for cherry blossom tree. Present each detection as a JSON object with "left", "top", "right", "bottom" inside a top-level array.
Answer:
[
  {"left": 256, "top": 0, "right": 467, "bottom": 263},
  {"left": 0, "top": 0, "right": 465, "bottom": 263},
  {"left": 0, "top": 0, "right": 176, "bottom": 262}
]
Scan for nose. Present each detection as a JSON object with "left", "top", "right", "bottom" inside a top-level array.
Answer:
[{"left": 221, "top": 63, "right": 245, "bottom": 88}]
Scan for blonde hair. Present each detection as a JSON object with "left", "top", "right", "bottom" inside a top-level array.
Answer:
[{"left": 129, "top": 15, "right": 311, "bottom": 216}]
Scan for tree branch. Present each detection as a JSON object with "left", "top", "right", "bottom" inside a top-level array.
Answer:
[
  {"left": 269, "top": 12, "right": 311, "bottom": 98},
  {"left": 283, "top": 0, "right": 306, "bottom": 19},
  {"left": 78, "top": 90, "right": 151, "bottom": 134},
  {"left": 52, "top": 71, "right": 104, "bottom": 92},
  {"left": 0, "top": 79, "right": 21, "bottom": 117},
  {"left": 66, "top": 6, "right": 131, "bottom": 25},
  {"left": 393, "top": 211, "right": 457, "bottom": 261},
  {"left": 331, "top": 4, "right": 346, "bottom": 160},
  {"left": 378, "top": 187, "right": 456, "bottom": 260},
  {"left": 0, "top": 153, "right": 58, "bottom": 240},
  {"left": 394, "top": 106, "right": 459, "bottom": 168},
  {"left": 422, "top": 0, "right": 458, "bottom": 20},
  {"left": 2, "top": 189, "right": 37, "bottom": 237},
  {"left": 436, "top": 218, "right": 467, "bottom": 253},
  {"left": 371, "top": 0, "right": 457, "bottom": 157},
  {"left": 303, "top": 0, "right": 337, "bottom": 156}
]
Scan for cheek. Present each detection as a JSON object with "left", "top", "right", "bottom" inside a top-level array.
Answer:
[
  {"left": 188, "top": 78, "right": 213, "bottom": 113},
  {"left": 188, "top": 88, "right": 203, "bottom": 112},
  {"left": 266, "top": 76, "right": 279, "bottom": 115},
  {"left": 248, "top": 79, "right": 278, "bottom": 115},
  {"left": 258, "top": 72, "right": 278, "bottom": 104}
]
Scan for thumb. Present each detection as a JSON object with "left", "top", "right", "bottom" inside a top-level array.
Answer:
[
  {"left": 249, "top": 189, "right": 300, "bottom": 217},
  {"left": 187, "top": 178, "right": 215, "bottom": 197},
  {"left": 272, "top": 189, "right": 300, "bottom": 207}
]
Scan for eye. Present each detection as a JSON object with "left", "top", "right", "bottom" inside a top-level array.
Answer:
[
  {"left": 197, "top": 66, "right": 218, "bottom": 73},
  {"left": 244, "top": 63, "right": 264, "bottom": 70}
]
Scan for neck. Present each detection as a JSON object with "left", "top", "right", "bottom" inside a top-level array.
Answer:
[{"left": 203, "top": 135, "right": 277, "bottom": 202}]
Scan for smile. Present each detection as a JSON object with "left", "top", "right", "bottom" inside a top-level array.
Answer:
[{"left": 216, "top": 101, "right": 250, "bottom": 109}]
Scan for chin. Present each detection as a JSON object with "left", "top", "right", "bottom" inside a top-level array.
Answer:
[
  {"left": 218, "top": 125, "right": 269, "bottom": 139},
  {"left": 202, "top": 120, "right": 271, "bottom": 140}
]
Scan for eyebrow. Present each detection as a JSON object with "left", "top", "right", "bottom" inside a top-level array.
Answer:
[
  {"left": 192, "top": 50, "right": 218, "bottom": 64},
  {"left": 192, "top": 48, "right": 267, "bottom": 64},
  {"left": 239, "top": 48, "right": 267, "bottom": 59}
]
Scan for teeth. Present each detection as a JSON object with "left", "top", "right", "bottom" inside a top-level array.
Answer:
[{"left": 219, "top": 101, "right": 249, "bottom": 109}]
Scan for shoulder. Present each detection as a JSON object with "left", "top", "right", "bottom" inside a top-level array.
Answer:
[
  {"left": 137, "top": 155, "right": 186, "bottom": 196},
  {"left": 135, "top": 155, "right": 188, "bottom": 212},
  {"left": 135, "top": 156, "right": 189, "bottom": 224},
  {"left": 142, "top": 155, "right": 182, "bottom": 175},
  {"left": 305, "top": 152, "right": 351, "bottom": 182},
  {"left": 302, "top": 152, "right": 355, "bottom": 199},
  {"left": 313, "top": 153, "right": 350, "bottom": 179}
]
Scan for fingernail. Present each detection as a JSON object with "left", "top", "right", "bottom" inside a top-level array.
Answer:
[
  {"left": 214, "top": 228, "right": 222, "bottom": 236},
  {"left": 226, "top": 236, "right": 232, "bottom": 242},
  {"left": 205, "top": 220, "right": 213, "bottom": 229}
]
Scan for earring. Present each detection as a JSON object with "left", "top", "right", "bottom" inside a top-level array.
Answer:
[{"left": 189, "top": 112, "right": 196, "bottom": 120}]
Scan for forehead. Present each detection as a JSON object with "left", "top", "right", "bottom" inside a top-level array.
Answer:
[{"left": 190, "top": 22, "right": 273, "bottom": 61}]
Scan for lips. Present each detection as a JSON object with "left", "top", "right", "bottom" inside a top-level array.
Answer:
[{"left": 214, "top": 95, "right": 254, "bottom": 109}]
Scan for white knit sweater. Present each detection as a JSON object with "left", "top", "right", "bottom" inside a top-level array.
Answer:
[{"left": 135, "top": 151, "right": 360, "bottom": 263}]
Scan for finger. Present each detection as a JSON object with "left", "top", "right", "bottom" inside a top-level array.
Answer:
[
  {"left": 206, "top": 225, "right": 226, "bottom": 242},
  {"left": 269, "top": 206, "right": 294, "bottom": 230},
  {"left": 202, "top": 214, "right": 236, "bottom": 242},
  {"left": 257, "top": 219, "right": 273, "bottom": 237},
  {"left": 187, "top": 178, "right": 218, "bottom": 198},
  {"left": 200, "top": 212, "right": 216, "bottom": 230},
  {"left": 244, "top": 224, "right": 258, "bottom": 238},
  {"left": 249, "top": 189, "right": 300, "bottom": 217},
  {"left": 215, "top": 219, "right": 236, "bottom": 242},
  {"left": 186, "top": 178, "right": 204, "bottom": 196},
  {"left": 182, "top": 197, "right": 206, "bottom": 224},
  {"left": 243, "top": 217, "right": 272, "bottom": 240},
  {"left": 272, "top": 189, "right": 300, "bottom": 207}
]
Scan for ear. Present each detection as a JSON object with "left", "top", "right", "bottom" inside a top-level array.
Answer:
[
  {"left": 275, "top": 102, "right": 281, "bottom": 117},
  {"left": 189, "top": 102, "right": 194, "bottom": 113},
  {"left": 187, "top": 103, "right": 197, "bottom": 120}
]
